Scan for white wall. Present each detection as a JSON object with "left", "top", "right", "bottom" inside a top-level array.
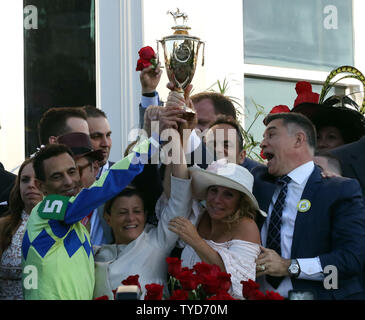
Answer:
[
  {"left": 0, "top": 1, "right": 25, "bottom": 172},
  {"left": 96, "top": 0, "right": 143, "bottom": 162}
]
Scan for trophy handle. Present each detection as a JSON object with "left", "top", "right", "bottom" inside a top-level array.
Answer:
[
  {"left": 156, "top": 40, "right": 160, "bottom": 65},
  {"left": 199, "top": 41, "right": 205, "bottom": 67}
]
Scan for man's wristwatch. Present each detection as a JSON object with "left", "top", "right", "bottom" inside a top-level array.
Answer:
[{"left": 288, "top": 259, "right": 301, "bottom": 278}]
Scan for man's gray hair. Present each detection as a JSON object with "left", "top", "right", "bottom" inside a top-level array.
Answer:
[{"left": 264, "top": 112, "right": 317, "bottom": 152}]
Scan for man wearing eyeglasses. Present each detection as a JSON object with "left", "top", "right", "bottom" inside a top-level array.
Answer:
[{"left": 57, "top": 132, "right": 103, "bottom": 189}]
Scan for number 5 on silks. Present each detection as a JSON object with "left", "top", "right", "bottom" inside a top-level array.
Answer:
[{"left": 38, "top": 195, "right": 69, "bottom": 221}]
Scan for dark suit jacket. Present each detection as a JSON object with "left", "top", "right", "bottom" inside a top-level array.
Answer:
[
  {"left": 331, "top": 137, "right": 365, "bottom": 198},
  {"left": 242, "top": 157, "right": 265, "bottom": 172},
  {"left": 252, "top": 165, "right": 365, "bottom": 300},
  {"left": 0, "top": 163, "right": 16, "bottom": 217}
]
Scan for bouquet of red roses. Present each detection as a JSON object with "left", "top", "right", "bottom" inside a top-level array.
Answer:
[
  {"left": 94, "top": 259, "right": 284, "bottom": 300},
  {"left": 241, "top": 279, "right": 284, "bottom": 300},
  {"left": 165, "top": 257, "right": 235, "bottom": 300}
]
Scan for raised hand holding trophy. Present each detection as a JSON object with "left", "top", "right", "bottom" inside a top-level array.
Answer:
[{"left": 157, "top": 9, "right": 205, "bottom": 120}]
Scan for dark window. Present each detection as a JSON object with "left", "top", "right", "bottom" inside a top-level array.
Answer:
[{"left": 24, "top": 0, "right": 96, "bottom": 155}]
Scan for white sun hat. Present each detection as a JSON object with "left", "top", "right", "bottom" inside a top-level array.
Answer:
[{"left": 188, "top": 158, "right": 267, "bottom": 217}]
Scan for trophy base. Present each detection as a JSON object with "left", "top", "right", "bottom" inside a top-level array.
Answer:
[
  {"left": 173, "top": 90, "right": 196, "bottom": 121},
  {"left": 182, "top": 107, "right": 196, "bottom": 121}
]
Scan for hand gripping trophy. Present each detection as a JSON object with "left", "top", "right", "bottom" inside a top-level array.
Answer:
[{"left": 157, "top": 8, "right": 205, "bottom": 119}]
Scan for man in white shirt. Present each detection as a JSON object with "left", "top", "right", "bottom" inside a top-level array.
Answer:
[
  {"left": 82, "top": 106, "right": 114, "bottom": 177},
  {"left": 252, "top": 112, "right": 365, "bottom": 300},
  {"left": 82, "top": 106, "right": 114, "bottom": 244}
]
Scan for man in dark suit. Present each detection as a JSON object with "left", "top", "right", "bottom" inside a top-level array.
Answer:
[
  {"left": 330, "top": 136, "right": 365, "bottom": 198},
  {"left": 0, "top": 162, "right": 16, "bottom": 216},
  {"left": 252, "top": 112, "right": 365, "bottom": 300}
]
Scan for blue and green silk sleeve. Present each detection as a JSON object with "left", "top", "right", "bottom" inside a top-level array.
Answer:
[{"left": 38, "top": 136, "right": 161, "bottom": 224}]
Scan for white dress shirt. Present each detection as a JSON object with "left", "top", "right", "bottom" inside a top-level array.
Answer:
[
  {"left": 141, "top": 93, "right": 160, "bottom": 109},
  {"left": 97, "top": 161, "right": 111, "bottom": 179},
  {"left": 91, "top": 161, "right": 112, "bottom": 245},
  {"left": 259, "top": 161, "right": 324, "bottom": 298}
]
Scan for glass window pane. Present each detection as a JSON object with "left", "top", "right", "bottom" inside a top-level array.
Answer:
[
  {"left": 243, "top": 0, "right": 354, "bottom": 71},
  {"left": 243, "top": 77, "right": 344, "bottom": 158},
  {"left": 24, "top": 0, "right": 96, "bottom": 156}
]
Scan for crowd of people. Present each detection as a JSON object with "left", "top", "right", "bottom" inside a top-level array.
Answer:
[{"left": 0, "top": 62, "right": 365, "bottom": 300}]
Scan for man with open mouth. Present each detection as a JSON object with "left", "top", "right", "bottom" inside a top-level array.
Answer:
[{"left": 252, "top": 112, "right": 365, "bottom": 300}]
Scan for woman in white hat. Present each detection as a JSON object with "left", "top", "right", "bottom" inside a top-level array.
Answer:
[{"left": 169, "top": 159, "right": 265, "bottom": 299}]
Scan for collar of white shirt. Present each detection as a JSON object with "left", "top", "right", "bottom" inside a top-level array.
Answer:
[
  {"left": 185, "top": 129, "right": 202, "bottom": 154},
  {"left": 97, "top": 162, "right": 110, "bottom": 179},
  {"left": 286, "top": 161, "right": 315, "bottom": 186}
]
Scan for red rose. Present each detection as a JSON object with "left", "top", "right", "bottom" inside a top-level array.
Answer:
[
  {"left": 136, "top": 46, "right": 157, "bottom": 71},
  {"left": 241, "top": 279, "right": 260, "bottom": 299},
  {"left": 181, "top": 267, "right": 191, "bottom": 272},
  {"left": 249, "top": 289, "right": 266, "bottom": 300},
  {"left": 217, "top": 272, "right": 231, "bottom": 292},
  {"left": 176, "top": 270, "right": 200, "bottom": 291},
  {"left": 293, "top": 81, "right": 319, "bottom": 107},
  {"left": 144, "top": 283, "right": 164, "bottom": 300},
  {"left": 138, "top": 46, "right": 156, "bottom": 61},
  {"left": 193, "top": 262, "right": 220, "bottom": 277},
  {"left": 136, "top": 58, "right": 152, "bottom": 71},
  {"left": 166, "top": 257, "right": 182, "bottom": 277},
  {"left": 169, "top": 289, "right": 189, "bottom": 300},
  {"left": 201, "top": 274, "right": 220, "bottom": 295},
  {"left": 265, "top": 290, "right": 285, "bottom": 300},
  {"left": 269, "top": 105, "right": 290, "bottom": 114},
  {"left": 206, "top": 291, "right": 236, "bottom": 300},
  {"left": 94, "top": 295, "right": 109, "bottom": 300},
  {"left": 121, "top": 274, "right": 141, "bottom": 289},
  {"left": 295, "top": 81, "right": 312, "bottom": 94}
]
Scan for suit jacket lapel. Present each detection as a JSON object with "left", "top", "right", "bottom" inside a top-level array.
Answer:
[
  {"left": 290, "top": 166, "right": 322, "bottom": 257},
  {"left": 261, "top": 172, "right": 277, "bottom": 212},
  {"left": 254, "top": 171, "right": 276, "bottom": 229}
]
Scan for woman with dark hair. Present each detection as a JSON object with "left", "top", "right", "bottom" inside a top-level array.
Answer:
[
  {"left": 0, "top": 158, "right": 43, "bottom": 299},
  {"left": 314, "top": 97, "right": 365, "bottom": 151},
  {"left": 93, "top": 132, "right": 191, "bottom": 299}
]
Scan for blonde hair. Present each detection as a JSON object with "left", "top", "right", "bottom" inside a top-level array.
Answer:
[{"left": 221, "top": 193, "right": 257, "bottom": 230}]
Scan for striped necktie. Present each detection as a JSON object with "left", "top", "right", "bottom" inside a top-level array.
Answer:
[{"left": 266, "top": 175, "right": 291, "bottom": 289}]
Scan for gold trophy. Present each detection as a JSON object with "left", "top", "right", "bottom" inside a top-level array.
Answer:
[{"left": 157, "top": 8, "right": 205, "bottom": 120}]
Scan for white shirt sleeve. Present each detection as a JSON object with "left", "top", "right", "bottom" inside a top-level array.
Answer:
[
  {"left": 154, "top": 175, "right": 192, "bottom": 250},
  {"left": 297, "top": 257, "right": 324, "bottom": 281},
  {"left": 141, "top": 94, "right": 159, "bottom": 109}
]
